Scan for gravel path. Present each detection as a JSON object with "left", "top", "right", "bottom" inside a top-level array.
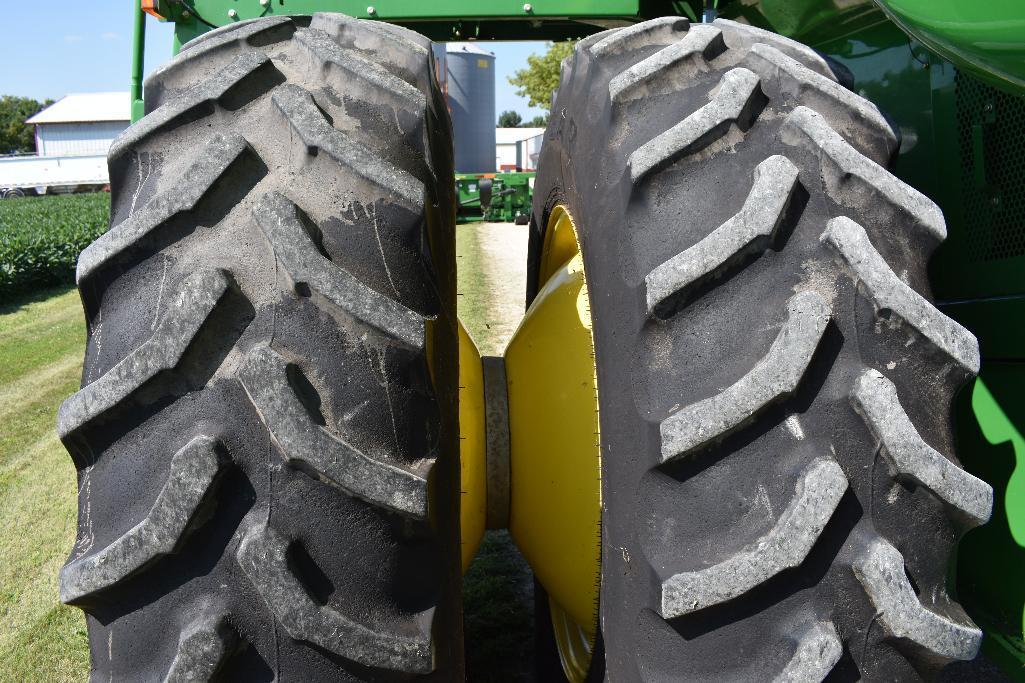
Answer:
[{"left": 457, "top": 222, "right": 529, "bottom": 356}]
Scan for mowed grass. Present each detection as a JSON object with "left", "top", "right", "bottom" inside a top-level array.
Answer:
[
  {"left": 0, "top": 286, "right": 89, "bottom": 681},
  {"left": 0, "top": 222, "right": 530, "bottom": 680}
]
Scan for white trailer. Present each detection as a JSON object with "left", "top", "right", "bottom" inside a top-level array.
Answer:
[
  {"left": 0, "top": 92, "right": 127, "bottom": 197},
  {"left": 0, "top": 153, "right": 108, "bottom": 196}
]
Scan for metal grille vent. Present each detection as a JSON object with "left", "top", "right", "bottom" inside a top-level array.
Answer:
[{"left": 956, "top": 70, "right": 1025, "bottom": 262}]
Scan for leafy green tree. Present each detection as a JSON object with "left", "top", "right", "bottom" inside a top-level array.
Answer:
[
  {"left": 497, "top": 110, "right": 523, "bottom": 128},
  {"left": 508, "top": 41, "right": 576, "bottom": 111},
  {"left": 0, "top": 96, "right": 52, "bottom": 155},
  {"left": 525, "top": 115, "right": 548, "bottom": 127}
]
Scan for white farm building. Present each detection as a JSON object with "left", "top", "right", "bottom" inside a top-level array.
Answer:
[
  {"left": 0, "top": 92, "right": 130, "bottom": 196},
  {"left": 496, "top": 127, "right": 544, "bottom": 172},
  {"left": 27, "top": 92, "right": 130, "bottom": 157}
]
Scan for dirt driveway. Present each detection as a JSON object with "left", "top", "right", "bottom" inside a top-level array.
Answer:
[{"left": 457, "top": 221, "right": 529, "bottom": 356}]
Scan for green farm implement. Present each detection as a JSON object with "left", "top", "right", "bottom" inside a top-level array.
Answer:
[
  {"left": 456, "top": 172, "right": 533, "bottom": 223},
  {"left": 56, "top": 0, "right": 1025, "bottom": 679}
]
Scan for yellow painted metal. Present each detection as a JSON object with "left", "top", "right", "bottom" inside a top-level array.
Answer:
[
  {"left": 538, "top": 204, "right": 582, "bottom": 285},
  {"left": 550, "top": 599, "right": 595, "bottom": 681},
  {"left": 505, "top": 205, "right": 600, "bottom": 676},
  {"left": 458, "top": 320, "right": 487, "bottom": 572}
]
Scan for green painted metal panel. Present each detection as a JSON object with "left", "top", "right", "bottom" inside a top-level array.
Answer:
[
  {"left": 130, "top": 0, "right": 147, "bottom": 122},
  {"left": 929, "top": 67, "right": 1025, "bottom": 302},
  {"left": 954, "top": 372, "right": 1025, "bottom": 680},
  {"left": 873, "top": 0, "right": 1025, "bottom": 96},
  {"left": 180, "top": 0, "right": 635, "bottom": 20},
  {"left": 161, "top": 0, "right": 639, "bottom": 43},
  {"left": 719, "top": 0, "right": 885, "bottom": 46},
  {"left": 722, "top": 0, "right": 1025, "bottom": 97}
]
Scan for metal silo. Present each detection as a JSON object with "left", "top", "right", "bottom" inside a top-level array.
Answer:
[{"left": 446, "top": 43, "right": 496, "bottom": 174}]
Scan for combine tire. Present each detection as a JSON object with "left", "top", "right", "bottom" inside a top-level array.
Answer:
[
  {"left": 58, "top": 14, "right": 461, "bottom": 680},
  {"left": 531, "top": 17, "right": 993, "bottom": 680}
]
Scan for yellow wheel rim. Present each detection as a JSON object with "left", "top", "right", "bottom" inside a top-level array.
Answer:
[
  {"left": 551, "top": 597, "right": 595, "bottom": 681},
  {"left": 505, "top": 204, "right": 600, "bottom": 681}
]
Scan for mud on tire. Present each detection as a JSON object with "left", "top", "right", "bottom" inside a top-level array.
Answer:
[
  {"left": 530, "top": 17, "right": 993, "bottom": 680},
  {"left": 58, "top": 14, "right": 461, "bottom": 680}
]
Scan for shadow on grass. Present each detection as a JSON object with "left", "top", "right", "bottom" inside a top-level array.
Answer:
[
  {"left": 0, "top": 283, "right": 77, "bottom": 316},
  {"left": 464, "top": 530, "right": 535, "bottom": 681}
]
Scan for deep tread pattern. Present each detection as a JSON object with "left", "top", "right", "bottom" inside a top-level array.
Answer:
[
  {"left": 609, "top": 25, "right": 726, "bottom": 103},
  {"left": 629, "top": 67, "right": 764, "bottom": 181},
  {"left": 60, "top": 435, "right": 228, "bottom": 603},
  {"left": 57, "top": 268, "right": 231, "bottom": 439},
  {"left": 307, "top": 13, "right": 433, "bottom": 91},
  {"left": 61, "top": 15, "right": 458, "bottom": 679},
  {"left": 111, "top": 53, "right": 272, "bottom": 163},
  {"left": 588, "top": 16, "right": 690, "bottom": 57},
  {"left": 645, "top": 154, "right": 800, "bottom": 316},
  {"left": 238, "top": 343, "right": 429, "bottom": 518},
  {"left": 237, "top": 516, "right": 432, "bottom": 672},
  {"left": 851, "top": 369, "right": 993, "bottom": 526},
  {"left": 712, "top": 18, "right": 837, "bottom": 80},
  {"left": 822, "top": 216, "right": 979, "bottom": 374},
  {"left": 179, "top": 18, "right": 280, "bottom": 52},
  {"left": 782, "top": 106, "right": 945, "bottom": 242},
  {"left": 660, "top": 458, "right": 847, "bottom": 618},
  {"left": 77, "top": 134, "right": 251, "bottom": 287},
  {"left": 272, "top": 83, "right": 425, "bottom": 207},
  {"left": 163, "top": 613, "right": 237, "bottom": 683},
  {"left": 179, "top": 15, "right": 295, "bottom": 55},
  {"left": 146, "top": 16, "right": 298, "bottom": 108},
  {"left": 534, "top": 18, "right": 985, "bottom": 677},
  {"left": 774, "top": 623, "right": 843, "bottom": 683},
  {"left": 292, "top": 27, "right": 426, "bottom": 111},
  {"left": 660, "top": 290, "right": 831, "bottom": 462},
  {"left": 743, "top": 43, "right": 896, "bottom": 162},
  {"left": 310, "top": 12, "right": 430, "bottom": 56},
  {"left": 854, "top": 539, "right": 983, "bottom": 662},
  {"left": 252, "top": 191, "right": 425, "bottom": 349}
]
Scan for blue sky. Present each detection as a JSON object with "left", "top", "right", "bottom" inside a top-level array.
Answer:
[{"left": 0, "top": 4, "right": 546, "bottom": 123}]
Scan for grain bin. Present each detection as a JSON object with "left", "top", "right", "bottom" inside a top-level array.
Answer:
[{"left": 446, "top": 43, "right": 496, "bottom": 174}]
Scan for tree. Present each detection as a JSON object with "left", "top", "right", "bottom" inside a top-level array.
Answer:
[
  {"left": 525, "top": 115, "right": 548, "bottom": 127},
  {"left": 0, "top": 96, "right": 51, "bottom": 155},
  {"left": 508, "top": 41, "right": 576, "bottom": 111},
  {"left": 497, "top": 110, "right": 523, "bottom": 128}
]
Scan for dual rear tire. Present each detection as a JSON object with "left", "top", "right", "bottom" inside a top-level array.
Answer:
[{"left": 60, "top": 13, "right": 989, "bottom": 680}]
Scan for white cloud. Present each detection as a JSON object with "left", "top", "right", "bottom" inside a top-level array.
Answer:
[
  {"left": 64, "top": 35, "right": 84, "bottom": 43},
  {"left": 101, "top": 32, "right": 121, "bottom": 41}
]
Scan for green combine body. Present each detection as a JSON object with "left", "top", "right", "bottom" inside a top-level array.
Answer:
[{"left": 90, "top": 1, "right": 1024, "bottom": 678}]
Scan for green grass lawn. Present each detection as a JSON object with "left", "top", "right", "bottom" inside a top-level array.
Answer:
[
  {"left": 0, "top": 222, "right": 532, "bottom": 680},
  {"left": 0, "top": 286, "right": 89, "bottom": 682}
]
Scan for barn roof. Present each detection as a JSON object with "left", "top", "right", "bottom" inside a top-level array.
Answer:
[{"left": 26, "top": 92, "right": 130, "bottom": 124}]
